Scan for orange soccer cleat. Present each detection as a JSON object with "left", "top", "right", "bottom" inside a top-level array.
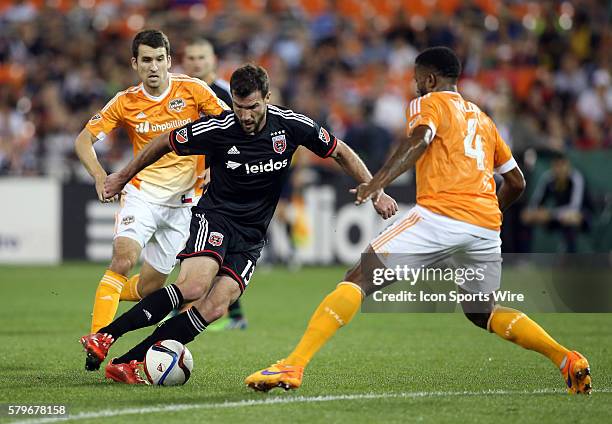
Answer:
[
  {"left": 560, "top": 350, "right": 592, "bottom": 394},
  {"left": 245, "top": 360, "right": 304, "bottom": 392}
]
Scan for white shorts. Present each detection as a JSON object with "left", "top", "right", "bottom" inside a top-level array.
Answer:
[
  {"left": 115, "top": 184, "right": 191, "bottom": 275},
  {"left": 370, "top": 205, "right": 502, "bottom": 294}
]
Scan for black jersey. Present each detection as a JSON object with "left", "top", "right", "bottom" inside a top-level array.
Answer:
[
  {"left": 169, "top": 104, "right": 338, "bottom": 245},
  {"left": 209, "top": 79, "right": 233, "bottom": 108}
]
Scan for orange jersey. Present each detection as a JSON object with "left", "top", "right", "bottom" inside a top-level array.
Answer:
[
  {"left": 86, "top": 73, "right": 228, "bottom": 206},
  {"left": 407, "top": 91, "right": 516, "bottom": 230}
]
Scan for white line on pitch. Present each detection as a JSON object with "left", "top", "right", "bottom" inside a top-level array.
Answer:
[{"left": 10, "top": 388, "right": 612, "bottom": 424}]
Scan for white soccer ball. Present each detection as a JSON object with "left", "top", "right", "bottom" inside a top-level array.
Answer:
[{"left": 144, "top": 340, "right": 193, "bottom": 386}]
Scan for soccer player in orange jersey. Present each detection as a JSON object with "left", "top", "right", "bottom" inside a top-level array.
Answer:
[
  {"left": 245, "top": 47, "right": 592, "bottom": 394},
  {"left": 75, "top": 30, "right": 228, "bottom": 370}
]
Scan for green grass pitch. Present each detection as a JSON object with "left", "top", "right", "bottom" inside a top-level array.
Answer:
[{"left": 0, "top": 263, "right": 610, "bottom": 423}]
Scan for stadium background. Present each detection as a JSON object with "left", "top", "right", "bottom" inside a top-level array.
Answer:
[{"left": 0, "top": 0, "right": 611, "bottom": 265}]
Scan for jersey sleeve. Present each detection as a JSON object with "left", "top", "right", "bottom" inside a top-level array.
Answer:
[
  {"left": 169, "top": 113, "right": 229, "bottom": 156},
  {"left": 85, "top": 93, "right": 124, "bottom": 140},
  {"left": 492, "top": 125, "right": 517, "bottom": 174},
  {"left": 297, "top": 119, "right": 338, "bottom": 158},
  {"left": 406, "top": 95, "right": 442, "bottom": 142},
  {"left": 192, "top": 80, "right": 230, "bottom": 116}
]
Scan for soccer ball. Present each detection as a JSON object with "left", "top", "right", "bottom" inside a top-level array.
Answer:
[{"left": 144, "top": 340, "right": 193, "bottom": 386}]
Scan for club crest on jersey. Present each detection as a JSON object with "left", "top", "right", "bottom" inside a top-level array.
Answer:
[
  {"left": 168, "top": 97, "right": 186, "bottom": 112},
  {"left": 319, "top": 127, "right": 331, "bottom": 144},
  {"left": 208, "top": 232, "right": 224, "bottom": 247},
  {"left": 176, "top": 128, "right": 188, "bottom": 144},
  {"left": 89, "top": 113, "right": 101, "bottom": 123},
  {"left": 271, "top": 130, "right": 287, "bottom": 154}
]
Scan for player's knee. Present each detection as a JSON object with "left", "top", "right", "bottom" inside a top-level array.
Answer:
[
  {"left": 202, "top": 304, "right": 226, "bottom": 323},
  {"left": 110, "top": 255, "right": 136, "bottom": 275},
  {"left": 464, "top": 312, "right": 491, "bottom": 330},
  {"left": 176, "top": 281, "right": 207, "bottom": 302},
  {"left": 343, "top": 264, "right": 362, "bottom": 286},
  {"left": 138, "top": 277, "right": 165, "bottom": 297}
]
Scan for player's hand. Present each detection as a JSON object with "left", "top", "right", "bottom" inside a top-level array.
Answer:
[
  {"left": 372, "top": 192, "right": 398, "bottom": 219},
  {"left": 350, "top": 182, "right": 378, "bottom": 205},
  {"left": 94, "top": 173, "right": 116, "bottom": 203},
  {"left": 103, "top": 172, "right": 126, "bottom": 202}
]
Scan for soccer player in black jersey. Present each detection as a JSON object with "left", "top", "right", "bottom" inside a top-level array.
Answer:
[
  {"left": 182, "top": 38, "right": 248, "bottom": 331},
  {"left": 82, "top": 64, "right": 398, "bottom": 384}
]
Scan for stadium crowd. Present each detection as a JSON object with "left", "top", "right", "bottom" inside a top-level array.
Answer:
[{"left": 0, "top": 0, "right": 610, "bottom": 179}]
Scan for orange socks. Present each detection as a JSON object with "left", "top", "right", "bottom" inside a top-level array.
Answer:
[
  {"left": 488, "top": 305, "right": 569, "bottom": 367},
  {"left": 90, "top": 270, "right": 128, "bottom": 334},
  {"left": 120, "top": 274, "right": 142, "bottom": 301},
  {"left": 286, "top": 282, "right": 363, "bottom": 367}
]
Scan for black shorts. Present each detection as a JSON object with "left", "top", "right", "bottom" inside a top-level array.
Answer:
[{"left": 177, "top": 211, "right": 262, "bottom": 292}]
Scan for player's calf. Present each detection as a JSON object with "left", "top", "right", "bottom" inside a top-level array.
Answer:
[{"left": 460, "top": 290, "right": 495, "bottom": 330}]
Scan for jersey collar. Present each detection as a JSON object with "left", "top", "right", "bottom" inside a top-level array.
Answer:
[{"left": 140, "top": 78, "right": 172, "bottom": 101}]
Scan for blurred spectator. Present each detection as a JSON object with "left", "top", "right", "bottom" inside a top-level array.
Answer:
[
  {"left": 343, "top": 99, "right": 393, "bottom": 173},
  {"left": 0, "top": 0, "right": 608, "bottom": 180},
  {"left": 521, "top": 152, "right": 592, "bottom": 253},
  {"left": 577, "top": 69, "right": 612, "bottom": 125}
]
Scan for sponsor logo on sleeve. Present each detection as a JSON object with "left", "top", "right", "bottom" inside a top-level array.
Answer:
[
  {"left": 175, "top": 128, "right": 188, "bottom": 143},
  {"left": 208, "top": 232, "right": 224, "bottom": 247},
  {"left": 318, "top": 127, "right": 331, "bottom": 144},
  {"left": 168, "top": 97, "right": 186, "bottom": 112}
]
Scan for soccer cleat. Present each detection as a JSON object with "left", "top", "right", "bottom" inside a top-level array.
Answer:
[
  {"left": 105, "top": 359, "right": 149, "bottom": 385},
  {"left": 560, "top": 350, "right": 592, "bottom": 394},
  {"left": 245, "top": 360, "right": 304, "bottom": 392},
  {"left": 206, "top": 316, "right": 230, "bottom": 332},
  {"left": 80, "top": 333, "right": 114, "bottom": 371},
  {"left": 208, "top": 317, "right": 248, "bottom": 332},
  {"left": 225, "top": 317, "right": 248, "bottom": 330}
]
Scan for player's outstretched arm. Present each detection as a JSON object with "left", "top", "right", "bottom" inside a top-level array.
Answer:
[
  {"left": 74, "top": 128, "right": 113, "bottom": 203},
  {"left": 330, "top": 140, "right": 398, "bottom": 219},
  {"left": 497, "top": 166, "right": 526, "bottom": 212},
  {"left": 353, "top": 125, "right": 432, "bottom": 204},
  {"left": 103, "top": 131, "right": 173, "bottom": 200}
]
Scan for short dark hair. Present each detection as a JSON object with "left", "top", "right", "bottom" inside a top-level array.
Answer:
[
  {"left": 132, "top": 30, "right": 170, "bottom": 59},
  {"left": 415, "top": 46, "right": 461, "bottom": 80},
  {"left": 230, "top": 64, "right": 270, "bottom": 98}
]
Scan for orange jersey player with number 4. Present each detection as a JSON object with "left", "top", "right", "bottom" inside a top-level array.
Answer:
[
  {"left": 245, "top": 47, "right": 592, "bottom": 395},
  {"left": 75, "top": 30, "right": 228, "bottom": 373}
]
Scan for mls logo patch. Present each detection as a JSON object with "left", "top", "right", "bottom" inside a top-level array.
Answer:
[
  {"left": 168, "top": 98, "right": 186, "bottom": 112},
  {"left": 176, "top": 128, "right": 188, "bottom": 144},
  {"left": 319, "top": 127, "right": 331, "bottom": 144},
  {"left": 208, "top": 232, "right": 224, "bottom": 247},
  {"left": 272, "top": 134, "right": 286, "bottom": 154},
  {"left": 89, "top": 113, "right": 101, "bottom": 123},
  {"left": 122, "top": 215, "right": 135, "bottom": 226}
]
